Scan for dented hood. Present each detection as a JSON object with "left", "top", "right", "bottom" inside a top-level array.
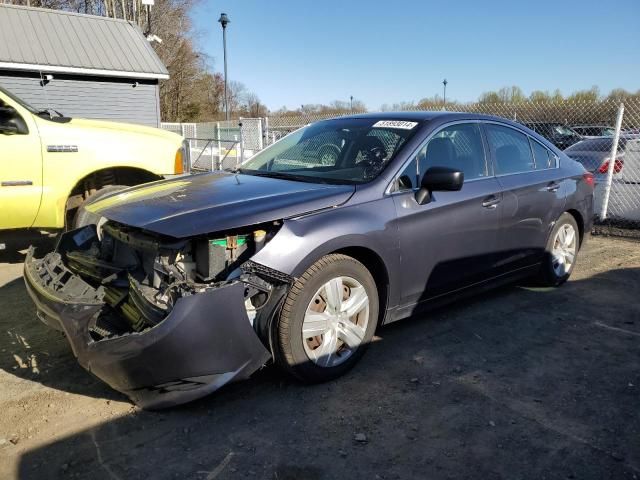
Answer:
[{"left": 86, "top": 172, "right": 355, "bottom": 238}]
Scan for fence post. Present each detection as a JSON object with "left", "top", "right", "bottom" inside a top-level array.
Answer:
[
  {"left": 258, "top": 118, "right": 264, "bottom": 150},
  {"left": 263, "top": 117, "right": 269, "bottom": 147},
  {"left": 216, "top": 122, "right": 222, "bottom": 170},
  {"left": 600, "top": 103, "right": 625, "bottom": 220},
  {"left": 234, "top": 134, "right": 239, "bottom": 166},
  {"left": 238, "top": 120, "right": 244, "bottom": 164}
]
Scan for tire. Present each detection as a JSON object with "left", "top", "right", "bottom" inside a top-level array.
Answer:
[
  {"left": 275, "top": 254, "right": 379, "bottom": 383},
  {"left": 536, "top": 212, "right": 580, "bottom": 287},
  {"left": 72, "top": 185, "right": 128, "bottom": 229},
  {"left": 317, "top": 145, "right": 339, "bottom": 165}
]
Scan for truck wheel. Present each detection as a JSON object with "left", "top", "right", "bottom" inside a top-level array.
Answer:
[
  {"left": 72, "top": 185, "right": 128, "bottom": 229},
  {"left": 536, "top": 212, "right": 580, "bottom": 287},
  {"left": 275, "top": 254, "right": 379, "bottom": 383}
]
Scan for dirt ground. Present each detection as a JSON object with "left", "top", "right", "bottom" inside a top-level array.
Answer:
[{"left": 0, "top": 233, "right": 639, "bottom": 480}]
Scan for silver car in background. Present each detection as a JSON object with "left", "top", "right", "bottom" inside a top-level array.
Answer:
[{"left": 565, "top": 135, "right": 640, "bottom": 219}]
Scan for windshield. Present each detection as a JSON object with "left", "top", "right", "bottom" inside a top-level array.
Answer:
[
  {"left": 553, "top": 125, "right": 579, "bottom": 136},
  {"left": 0, "top": 85, "right": 39, "bottom": 114},
  {"left": 239, "top": 118, "right": 420, "bottom": 184}
]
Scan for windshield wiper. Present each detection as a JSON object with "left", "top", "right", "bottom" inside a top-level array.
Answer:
[
  {"left": 236, "top": 169, "right": 329, "bottom": 184},
  {"left": 37, "top": 108, "right": 65, "bottom": 119}
]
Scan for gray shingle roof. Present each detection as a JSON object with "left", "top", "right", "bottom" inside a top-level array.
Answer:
[{"left": 0, "top": 4, "right": 168, "bottom": 79}]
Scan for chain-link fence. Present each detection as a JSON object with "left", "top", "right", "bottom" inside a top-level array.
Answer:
[
  {"left": 449, "top": 99, "right": 640, "bottom": 232},
  {"left": 161, "top": 118, "right": 265, "bottom": 171},
  {"left": 162, "top": 98, "right": 640, "bottom": 232}
]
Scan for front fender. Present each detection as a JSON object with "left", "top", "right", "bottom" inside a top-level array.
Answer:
[{"left": 250, "top": 197, "right": 403, "bottom": 309}]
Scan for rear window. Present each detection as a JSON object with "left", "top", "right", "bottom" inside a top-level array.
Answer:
[{"left": 565, "top": 138, "right": 627, "bottom": 153}]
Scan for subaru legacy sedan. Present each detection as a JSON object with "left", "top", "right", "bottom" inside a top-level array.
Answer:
[{"left": 24, "top": 112, "right": 594, "bottom": 408}]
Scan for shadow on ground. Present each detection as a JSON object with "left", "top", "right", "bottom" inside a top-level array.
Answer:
[
  {"left": 0, "top": 230, "right": 57, "bottom": 264},
  {"left": 13, "top": 266, "right": 640, "bottom": 480},
  {"left": 0, "top": 275, "right": 125, "bottom": 401}
]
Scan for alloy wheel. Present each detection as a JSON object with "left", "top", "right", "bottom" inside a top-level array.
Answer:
[{"left": 551, "top": 223, "right": 577, "bottom": 277}]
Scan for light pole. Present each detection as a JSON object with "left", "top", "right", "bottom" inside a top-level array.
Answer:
[
  {"left": 218, "top": 13, "right": 230, "bottom": 121},
  {"left": 350, "top": 95, "right": 353, "bottom": 113},
  {"left": 442, "top": 78, "right": 448, "bottom": 107}
]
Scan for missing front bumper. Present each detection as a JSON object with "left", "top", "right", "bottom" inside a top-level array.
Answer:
[{"left": 24, "top": 247, "right": 272, "bottom": 409}]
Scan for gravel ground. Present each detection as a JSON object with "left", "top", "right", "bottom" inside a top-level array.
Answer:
[{"left": 0, "top": 233, "right": 639, "bottom": 480}]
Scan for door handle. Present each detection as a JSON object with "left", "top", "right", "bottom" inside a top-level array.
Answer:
[
  {"left": 1, "top": 180, "right": 33, "bottom": 187},
  {"left": 482, "top": 195, "right": 501, "bottom": 209},
  {"left": 546, "top": 182, "right": 560, "bottom": 192}
]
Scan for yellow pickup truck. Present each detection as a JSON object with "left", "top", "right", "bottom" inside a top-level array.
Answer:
[{"left": 0, "top": 86, "right": 188, "bottom": 233}]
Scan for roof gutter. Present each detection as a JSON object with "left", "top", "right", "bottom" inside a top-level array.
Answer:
[{"left": 0, "top": 62, "right": 169, "bottom": 80}]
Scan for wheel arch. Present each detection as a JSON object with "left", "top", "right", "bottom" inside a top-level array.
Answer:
[
  {"left": 330, "top": 246, "right": 390, "bottom": 328},
  {"left": 565, "top": 208, "right": 584, "bottom": 246},
  {"left": 64, "top": 167, "right": 161, "bottom": 226}
]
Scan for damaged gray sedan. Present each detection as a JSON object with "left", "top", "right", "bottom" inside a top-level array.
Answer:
[{"left": 24, "top": 113, "right": 594, "bottom": 408}]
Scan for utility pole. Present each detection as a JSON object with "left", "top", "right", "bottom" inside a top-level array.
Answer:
[
  {"left": 442, "top": 78, "right": 448, "bottom": 106},
  {"left": 218, "top": 13, "right": 231, "bottom": 121}
]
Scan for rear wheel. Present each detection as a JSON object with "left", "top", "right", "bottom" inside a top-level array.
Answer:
[
  {"left": 536, "top": 212, "right": 579, "bottom": 286},
  {"left": 275, "top": 254, "right": 378, "bottom": 383}
]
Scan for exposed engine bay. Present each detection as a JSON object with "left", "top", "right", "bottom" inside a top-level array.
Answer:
[
  {"left": 51, "top": 221, "right": 288, "bottom": 342},
  {"left": 24, "top": 221, "right": 293, "bottom": 407}
]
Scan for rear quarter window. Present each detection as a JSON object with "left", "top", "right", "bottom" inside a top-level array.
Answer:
[{"left": 530, "top": 139, "right": 554, "bottom": 169}]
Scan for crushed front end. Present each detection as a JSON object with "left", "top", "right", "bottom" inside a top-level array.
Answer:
[{"left": 24, "top": 222, "right": 289, "bottom": 409}]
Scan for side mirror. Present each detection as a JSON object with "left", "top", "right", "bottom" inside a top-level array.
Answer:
[{"left": 415, "top": 166, "right": 464, "bottom": 205}]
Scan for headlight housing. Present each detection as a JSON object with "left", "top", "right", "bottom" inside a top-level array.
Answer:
[{"left": 174, "top": 139, "right": 191, "bottom": 174}]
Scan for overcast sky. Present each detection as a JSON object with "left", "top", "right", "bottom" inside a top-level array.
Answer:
[{"left": 193, "top": 0, "right": 640, "bottom": 110}]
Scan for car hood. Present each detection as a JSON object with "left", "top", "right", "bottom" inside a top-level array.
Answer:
[
  {"left": 69, "top": 118, "right": 181, "bottom": 142},
  {"left": 86, "top": 172, "right": 355, "bottom": 238}
]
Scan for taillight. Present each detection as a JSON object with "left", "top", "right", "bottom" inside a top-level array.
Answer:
[
  {"left": 597, "top": 157, "right": 624, "bottom": 174},
  {"left": 583, "top": 172, "right": 594, "bottom": 188}
]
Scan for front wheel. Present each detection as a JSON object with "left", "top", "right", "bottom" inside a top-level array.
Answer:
[
  {"left": 275, "top": 254, "right": 379, "bottom": 383},
  {"left": 536, "top": 212, "right": 580, "bottom": 286}
]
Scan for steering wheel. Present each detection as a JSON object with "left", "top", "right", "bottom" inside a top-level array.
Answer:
[{"left": 359, "top": 143, "right": 388, "bottom": 178}]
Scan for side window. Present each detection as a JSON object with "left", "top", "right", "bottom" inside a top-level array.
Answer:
[
  {"left": 0, "top": 98, "right": 28, "bottom": 135},
  {"left": 485, "top": 124, "right": 535, "bottom": 175},
  {"left": 529, "top": 138, "right": 554, "bottom": 169},
  {"left": 394, "top": 123, "right": 487, "bottom": 191}
]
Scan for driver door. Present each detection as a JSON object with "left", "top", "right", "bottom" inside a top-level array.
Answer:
[
  {"left": 391, "top": 122, "right": 503, "bottom": 308},
  {"left": 0, "top": 94, "right": 43, "bottom": 229}
]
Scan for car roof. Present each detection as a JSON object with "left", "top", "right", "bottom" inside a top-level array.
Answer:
[{"left": 332, "top": 111, "right": 521, "bottom": 124}]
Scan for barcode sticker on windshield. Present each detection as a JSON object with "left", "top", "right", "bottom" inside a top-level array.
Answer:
[{"left": 372, "top": 120, "right": 418, "bottom": 130}]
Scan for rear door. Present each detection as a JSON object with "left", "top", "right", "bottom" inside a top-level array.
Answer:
[
  {"left": 484, "top": 123, "right": 566, "bottom": 271},
  {"left": 392, "top": 122, "right": 503, "bottom": 306}
]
